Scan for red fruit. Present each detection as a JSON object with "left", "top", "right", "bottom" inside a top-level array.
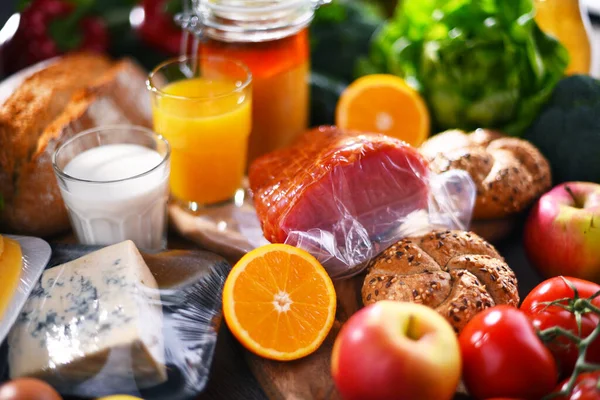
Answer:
[
  {"left": 554, "top": 371, "right": 600, "bottom": 400},
  {"left": 331, "top": 301, "right": 461, "bottom": 400},
  {"left": 521, "top": 276, "right": 600, "bottom": 377},
  {"left": 523, "top": 182, "right": 600, "bottom": 282},
  {"left": 4, "top": 0, "right": 110, "bottom": 74},
  {"left": 460, "top": 305, "right": 558, "bottom": 400},
  {"left": 136, "top": 0, "right": 183, "bottom": 56}
]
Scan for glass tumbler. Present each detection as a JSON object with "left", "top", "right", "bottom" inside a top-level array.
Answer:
[
  {"left": 52, "top": 125, "right": 171, "bottom": 251},
  {"left": 147, "top": 55, "right": 252, "bottom": 212}
]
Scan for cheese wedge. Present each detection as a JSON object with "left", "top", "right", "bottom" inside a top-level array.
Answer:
[
  {"left": 0, "top": 235, "right": 23, "bottom": 318},
  {"left": 8, "top": 240, "right": 167, "bottom": 392}
]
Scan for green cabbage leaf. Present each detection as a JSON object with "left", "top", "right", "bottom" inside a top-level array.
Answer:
[{"left": 358, "top": 0, "right": 570, "bottom": 135}]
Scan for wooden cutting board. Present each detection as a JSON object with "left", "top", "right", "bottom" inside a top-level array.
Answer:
[
  {"left": 245, "top": 277, "right": 362, "bottom": 400},
  {"left": 170, "top": 203, "right": 471, "bottom": 400}
]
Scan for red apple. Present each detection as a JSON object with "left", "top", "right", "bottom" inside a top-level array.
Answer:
[
  {"left": 331, "top": 301, "right": 461, "bottom": 400},
  {"left": 524, "top": 182, "right": 600, "bottom": 281}
]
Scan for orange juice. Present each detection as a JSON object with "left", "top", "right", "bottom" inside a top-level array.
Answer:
[{"left": 152, "top": 77, "right": 252, "bottom": 205}]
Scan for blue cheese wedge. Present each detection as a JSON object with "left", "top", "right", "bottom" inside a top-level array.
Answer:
[{"left": 8, "top": 240, "right": 167, "bottom": 394}]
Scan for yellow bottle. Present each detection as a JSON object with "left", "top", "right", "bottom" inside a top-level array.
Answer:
[{"left": 534, "top": 0, "right": 593, "bottom": 75}]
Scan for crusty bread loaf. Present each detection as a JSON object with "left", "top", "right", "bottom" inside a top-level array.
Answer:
[
  {"left": 362, "top": 230, "right": 519, "bottom": 333},
  {"left": 0, "top": 54, "right": 112, "bottom": 217},
  {"left": 0, "top": 54, "right": 152, "bottom": 236}
]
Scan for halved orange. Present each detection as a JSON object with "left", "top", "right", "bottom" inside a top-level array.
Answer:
[
  {"left": 223, "top": 244, "right": 336, "bottom": 361},
  {"left": 336, "top": 74, "right": 430, "bottom": 147}
]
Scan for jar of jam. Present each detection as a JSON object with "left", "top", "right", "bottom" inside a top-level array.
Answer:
[{"left": 187, "top": 0, "right": 328, "bottom": 165}]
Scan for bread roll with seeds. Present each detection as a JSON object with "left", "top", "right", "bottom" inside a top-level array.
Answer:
[
  {"left": 362, "top": 230, "right": 519, "bottom": 333},
  {"left": 419, "top": 129, "right": 551, "bottom": 241}
]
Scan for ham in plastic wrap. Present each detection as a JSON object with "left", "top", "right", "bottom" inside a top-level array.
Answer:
[{"left": 249, "top": 126, "right": 476, "bottom": 278}]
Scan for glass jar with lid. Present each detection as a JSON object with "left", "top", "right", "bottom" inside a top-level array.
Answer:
[{"left": 186, "top": 0, "right": 327, "bottom": 165}]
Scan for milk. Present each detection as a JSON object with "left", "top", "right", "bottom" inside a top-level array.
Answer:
[{"left": 58, "top": 144, "right": 170, "bottom": 250}]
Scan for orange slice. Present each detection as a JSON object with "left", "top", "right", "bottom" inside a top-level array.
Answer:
[
  {"left": 0, "top": 236, "right": 23, "bottom": 318},
  {"left": 336, "top": 74, "right": 430, "bottom": 147},
  {"left": 223, "top": 244, "right": 336, "bottom": 361}
]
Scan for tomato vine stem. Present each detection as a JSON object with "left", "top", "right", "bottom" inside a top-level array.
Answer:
[{"left": 539, "top": 279, "right": 600, "bottom": 399}]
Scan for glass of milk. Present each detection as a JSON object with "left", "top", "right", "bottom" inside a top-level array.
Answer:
[{"left": 52, "top": 125, "right": 171, "bottom": 251}]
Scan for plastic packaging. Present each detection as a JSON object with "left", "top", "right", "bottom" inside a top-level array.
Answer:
[
  {"left": 169, "top": 126, "right": 476, "bottom": 280},
  {"left": 248, "top": 126, "right": 475, "bottom": 278},
  {"left": 1, "top": 241, "right": 230, "bottom": 399},
  {"left": 0, "top": 235, "right": 51, "bottom": 345},
  {"left": 280, "top": 170, "right": 475, "bottom": 278}
]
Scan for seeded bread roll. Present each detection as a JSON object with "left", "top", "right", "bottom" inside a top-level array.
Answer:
[
  {"left": 419, "top": 129, "right": 551, "bottom": 241},
  {"left": 362, "top": 230, "right": 519, "bottom": 333}
]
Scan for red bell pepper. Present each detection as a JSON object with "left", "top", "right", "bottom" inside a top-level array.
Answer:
[{"left": 3, "top": 0, "right": 109, "bottom": 74}]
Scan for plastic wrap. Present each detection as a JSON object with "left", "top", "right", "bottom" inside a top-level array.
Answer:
[
  {"left": 249, "top": 126, "right": 476, "bottom": 279},
  {"left": 0, "top": 235, "right": 51, "bottom": 345},
  {"left": 1, "top": 241, "right": 230, "bottom": 399}
]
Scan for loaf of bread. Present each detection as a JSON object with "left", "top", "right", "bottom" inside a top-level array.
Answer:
[
  {"left": 0, "top": 53, "right": 152, "bottom": 237},
  {"left": 362, "top": 230, "right": 519, "bottom": 333}
]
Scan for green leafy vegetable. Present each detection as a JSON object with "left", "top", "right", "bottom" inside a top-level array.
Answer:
[{"left": 359, "top": 0, "right": 569, "bottom": 135}]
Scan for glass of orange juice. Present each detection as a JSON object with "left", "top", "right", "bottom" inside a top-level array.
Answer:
[{"left": 147, "top": 56, "right": 252, "bottom": 210}]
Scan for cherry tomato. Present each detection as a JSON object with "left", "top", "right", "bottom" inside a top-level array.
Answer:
[
  {"left": 521, "top": 277, "right": 600, "bottom": 376},
  {"left": 459, "top": 305, "right": 558, "bottom": 400},
  {"left": 554, "top": 371, "right": 600, "bottom": 400}
]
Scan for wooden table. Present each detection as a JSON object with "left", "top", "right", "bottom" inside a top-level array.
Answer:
[{"left": 190, "top": 222, "right": 545, "bottom": 400}]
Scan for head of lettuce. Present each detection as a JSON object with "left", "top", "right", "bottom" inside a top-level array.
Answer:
[{"left": 358, "top": 0, "right": 569, "bottom": 136}]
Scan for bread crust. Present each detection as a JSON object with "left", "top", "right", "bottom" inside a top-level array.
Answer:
[
  {"left": 0, "top": 53, "right": 113, "bottom": 175},
  {"left": 420, "top": 129, "right": 551, "bottom": 220},
  {"left": 0, "top": 54, "right": 152, "bottom": 236},
  {"left": 362, "top": 230, "right": 519, "bottom": 333}
]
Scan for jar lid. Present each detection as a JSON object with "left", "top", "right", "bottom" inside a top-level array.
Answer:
[{"left": 194, "top": 0, "right": 329, "bottom": 42}]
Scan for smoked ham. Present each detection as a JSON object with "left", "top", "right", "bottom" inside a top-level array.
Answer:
[{"left": 249, "top": 126, "right": 431, "bottom": 247}]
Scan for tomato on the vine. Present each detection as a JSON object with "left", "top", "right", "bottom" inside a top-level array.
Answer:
[
  {"left": 554, "top": 371, "right": 600, "bottom": 400},
  {"left": 521, "top": 277, "right": 600, "bottom": 377},
  {"left": 459, "top": 305, "right": 558, "bottom": 400}
]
